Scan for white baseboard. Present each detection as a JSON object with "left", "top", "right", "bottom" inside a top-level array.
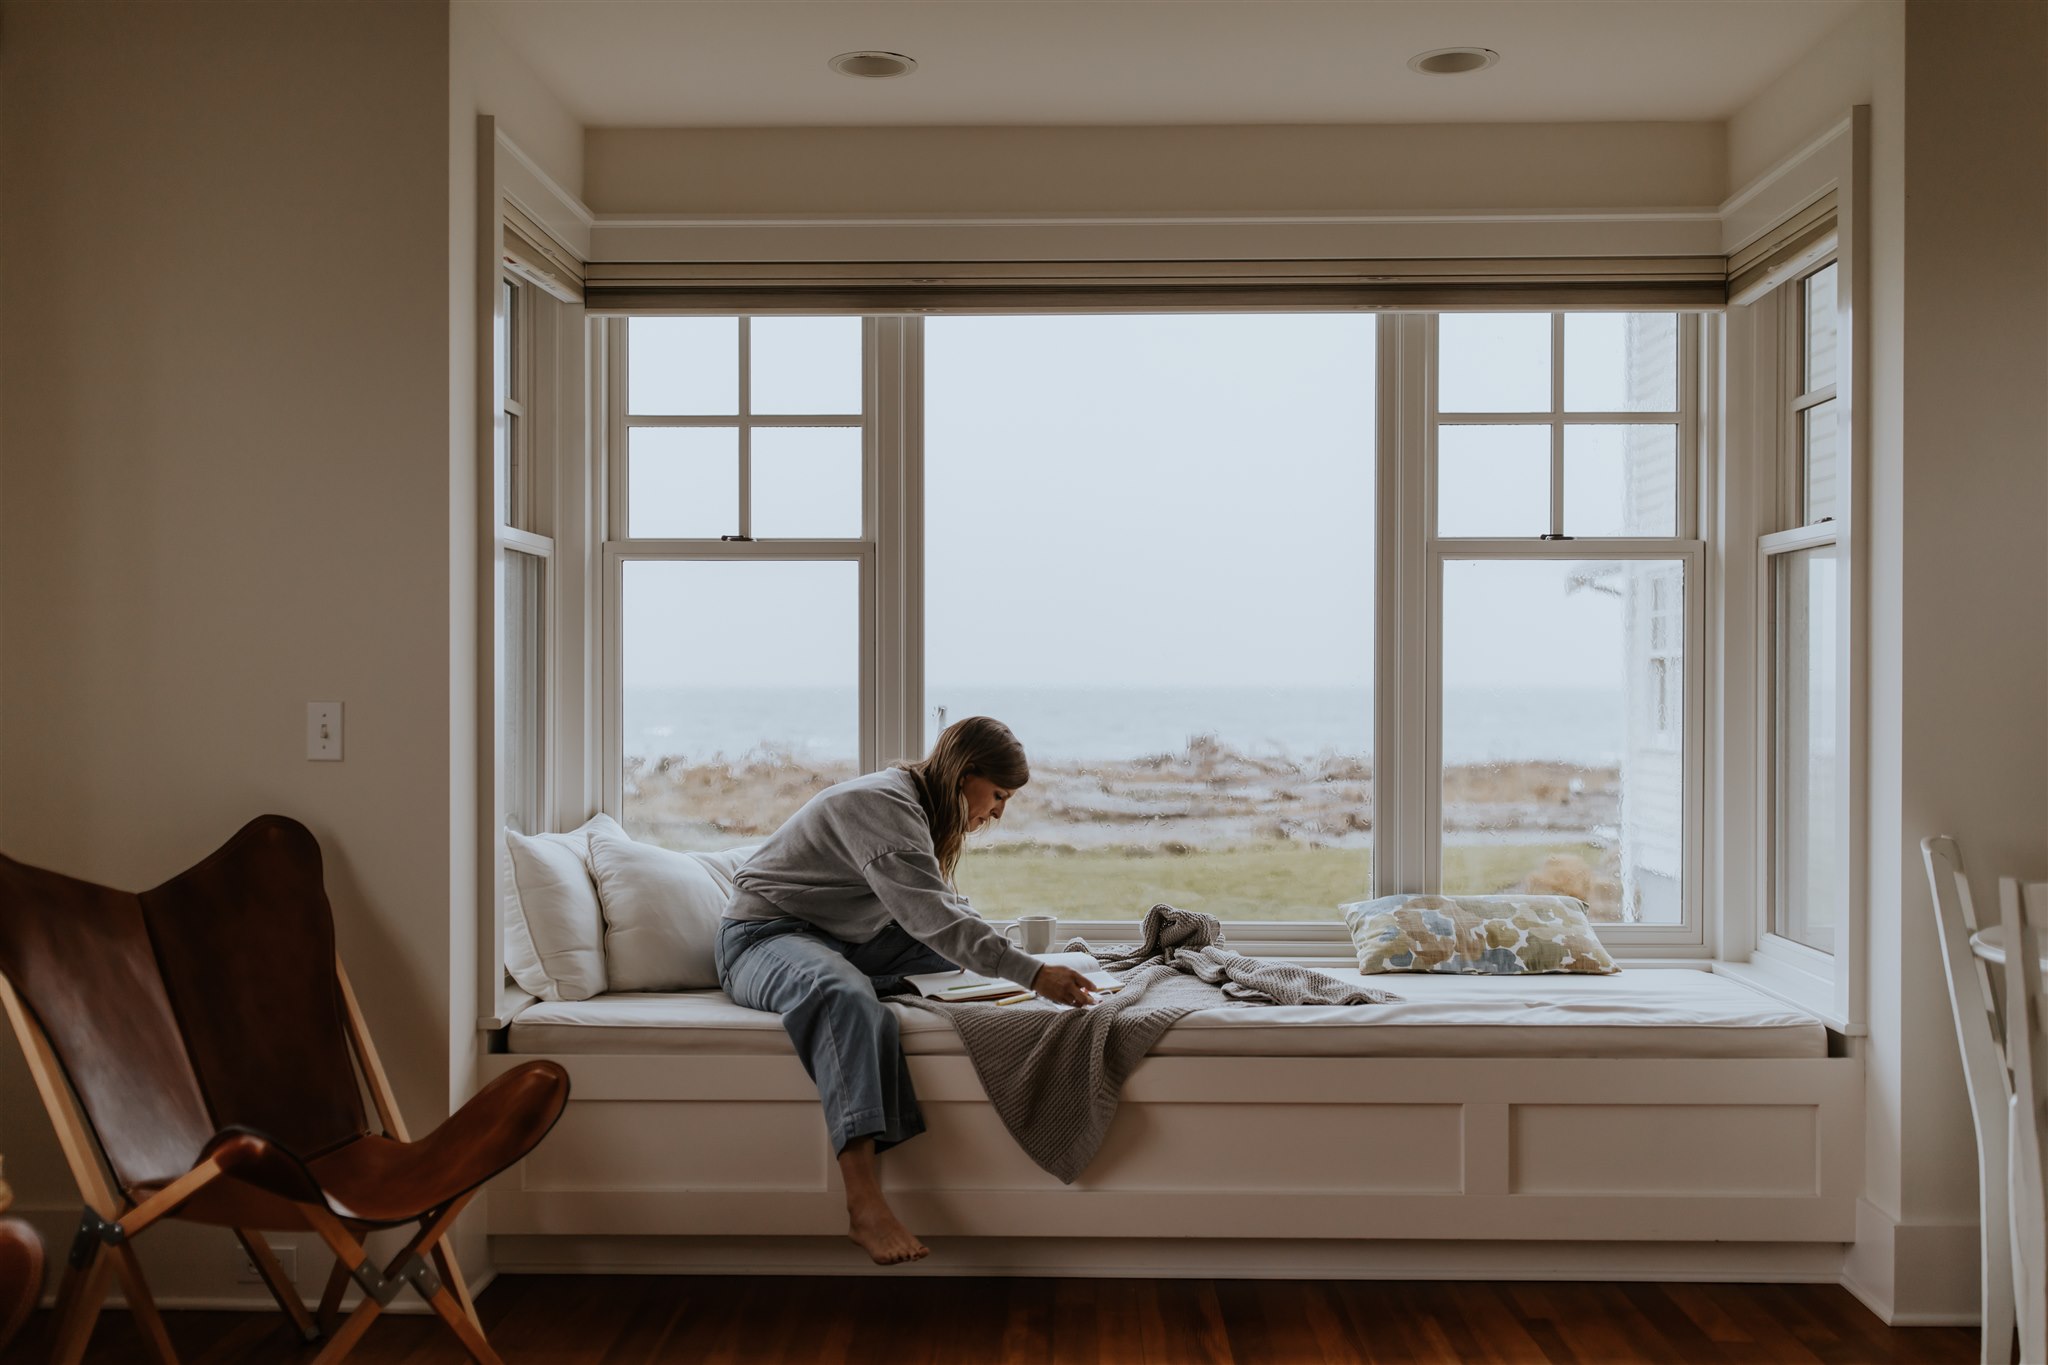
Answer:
[
  {"left": 1841, "top": 1198, "right": 1980, "bottom": 1326},
  {"left": 492, "top": 1234, "right": 1849, "bottom": 1284}
]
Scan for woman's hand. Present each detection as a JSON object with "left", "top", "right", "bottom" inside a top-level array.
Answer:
[{"left": 1031, "top": 964, "right": 1098, "bottom": 1007}]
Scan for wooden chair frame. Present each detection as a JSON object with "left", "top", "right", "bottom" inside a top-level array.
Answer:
[
  {"left": 1924, "top": 836, "right": 2017, "bottom": 1365},
  {"left": 2, "top": 959, "right": 495, "bottom": 1365},
  {"left": 2001, "top": 877, "right": 2048, "bottom": 1365}
]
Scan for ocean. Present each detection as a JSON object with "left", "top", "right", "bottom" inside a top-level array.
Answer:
[{"left": 624, "top": 685, "right": 1626, "bottom": 767}]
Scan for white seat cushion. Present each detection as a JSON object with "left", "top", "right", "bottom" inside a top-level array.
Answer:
[
  {"left": 502, "top": 814, "right": 618, "bottom": 1002},
  {"left": 506, "top": 968, "right": 1826, "bottom": 1060}
]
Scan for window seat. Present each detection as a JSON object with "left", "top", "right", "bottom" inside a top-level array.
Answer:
[
  {"left": 480, "top": 969, "right": 1858, "bottom": 1258},
  {"left": 504, "top": 968, "right": 1825, "bottom": 1060}
]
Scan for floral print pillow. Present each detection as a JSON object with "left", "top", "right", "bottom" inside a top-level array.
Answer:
[{"left": 1342, "top": 894, "right": 1619, "bottom": 975}]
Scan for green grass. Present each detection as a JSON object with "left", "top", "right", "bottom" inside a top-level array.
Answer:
[{"left": 955, "top": 841, "right": 1607, "bottom": 923}]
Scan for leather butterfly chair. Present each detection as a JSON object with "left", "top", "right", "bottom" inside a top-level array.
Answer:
[{"left": 0, "top": 815, "right": 570, "bottom": 1365}]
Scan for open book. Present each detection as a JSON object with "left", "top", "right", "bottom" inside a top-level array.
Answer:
[{"left": 905, "top": 951, "right": 1121, "bottom": 1003}]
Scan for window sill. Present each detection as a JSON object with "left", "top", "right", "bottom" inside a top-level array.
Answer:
[
  {"left": 1712, "top": 957, "right": 1855, "bottom": 1034},
  {"left": 480, "top": 979, "right": 538, "bottom": 1031}
]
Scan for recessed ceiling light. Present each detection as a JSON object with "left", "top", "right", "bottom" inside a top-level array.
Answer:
[
  {"left": 829, "top": 51, "right": 918, "bottom": 79},
  {"left": 1408, "top": 47, "right": 1500, "bottom": 76}
]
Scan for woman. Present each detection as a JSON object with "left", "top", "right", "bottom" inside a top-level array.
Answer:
[{"left": 716, "top": 716, "right": 1098, "bottom": 1265}]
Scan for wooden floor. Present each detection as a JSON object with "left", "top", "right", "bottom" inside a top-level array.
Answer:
[{"left": 14, "top": 1275, "right": 1979, "bottom": 1364}]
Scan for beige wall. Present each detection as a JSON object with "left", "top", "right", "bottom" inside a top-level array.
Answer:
[
  {"left": 0, "top": 0, "right": 453, "bottom": 1152},
  {"left": 1780, "top": 0, "right": 2048, "bottom": 1325},
  {"left": 0, "top": 0, "right": 572, "bottom": 1307},
  {"left": 1727, "top": 3, "right": 1886, "bottom": 192},
  {"left": 584, "top": 121, "right": 1728, "bottom": 217},
  {"left": 455, "top": 8, "right": 584, "bottom": 206},
  {"left": 1893, "top": 0, "right": 2048, "bottom": 1236}
]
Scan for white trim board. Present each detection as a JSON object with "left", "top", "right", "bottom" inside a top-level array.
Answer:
[
  {"left": 1840, "top": 1199, "right": 1982, "bottom": 1328},
  {"left": 1718, "top": 118, "right": 1850, "bottom": 259},
  {"left": 497, "top": 128, "right": 594, "bottom": 262},
  {"left": 492, "top": 1233, "right": 1850, "bottom": 1283},
  {"left": 506, "top": 112, "right": 1853, "bottom": 273}
]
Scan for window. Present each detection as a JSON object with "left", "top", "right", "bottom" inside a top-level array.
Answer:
[
  {"left": 485, "top": 207, "right": 595, "bottom": 1021},
  {"left": 611, "top": 317, "right": 871, "bottom": 852},
  {"left": 1795, "top": 264, "right": 1839, "bottom": 525},
  {"left": 600, "top": 310, "right": 1704, "bottom": 944},
  {"left": 497, "top": 274, "right": 551, "bottom": 835},
  {"left": 1432, "top": 314, "right": 1697, "bottom": 926},
  {"left": 1771, "top": 544, "right": 1838, "bottom": 952},
  {"left": 1761, "top": 258, "right": 1846, "bottom": 956},
  {"left": 925, "top": 315, "right": 1375, "bottom": 923}
]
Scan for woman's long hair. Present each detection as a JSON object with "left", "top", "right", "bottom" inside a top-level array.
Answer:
[{"left": 897, "top": 716, "right": 1030, "bottom": 884}]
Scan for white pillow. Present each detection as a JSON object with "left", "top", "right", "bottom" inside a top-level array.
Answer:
[
  {"left": 502, "top": 814, "right": 617, "bottom": 1002},
  {"left": 588, "top": 826, "right": 758, "bottom": 991}
]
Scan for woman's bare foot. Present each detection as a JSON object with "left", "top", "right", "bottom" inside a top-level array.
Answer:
[
  {"left": 848, "top": 1199, "right": 929, "bottom": 1265},
  {"left": 837, "top": 1137, "right": 929, "bottom": 1265}
]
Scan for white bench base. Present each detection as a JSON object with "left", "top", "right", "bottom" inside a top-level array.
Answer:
[{"left": 480, "top": 1052, "right": 1862, "bottom": 1248}]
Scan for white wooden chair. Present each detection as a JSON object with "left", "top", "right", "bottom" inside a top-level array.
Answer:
[
  {"left": 1998, "top": 875, "right": 2048, "bottom": 1365},
  {"left": 1922, "top": 836, "right": 2017, "bottom": 1364}
]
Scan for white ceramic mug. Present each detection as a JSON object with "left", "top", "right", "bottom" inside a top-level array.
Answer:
[{"left": 1003, "top": 914, "right": 1057, "bottom": 955}]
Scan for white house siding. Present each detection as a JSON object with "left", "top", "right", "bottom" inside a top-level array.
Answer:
[{"left": 1620, "top": 313, "right": 1684, "bottom": 922}]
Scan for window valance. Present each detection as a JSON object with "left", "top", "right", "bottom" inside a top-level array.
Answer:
[
  {"left": 579, "top": 256, "right": 1730, "bottom": 315},
  {"left": 1726, "top": 191, "right": 1838, "bottom": 307},
  {"left": 503, "top": 202, "right": 584, "bottom": 303}
]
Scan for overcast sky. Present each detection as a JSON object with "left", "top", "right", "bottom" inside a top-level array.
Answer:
[{"left": 622, "top": 313, "right": 1679, "bottom": 693}]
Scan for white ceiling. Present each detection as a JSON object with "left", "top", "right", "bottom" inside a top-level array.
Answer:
[{"left": 477, "top": 0, "right": 1863, "bottom": 129}]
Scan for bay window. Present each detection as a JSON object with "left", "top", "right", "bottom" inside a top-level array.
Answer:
[{"left": 599, "top": 308, "right": 1706, "bottom": 949}]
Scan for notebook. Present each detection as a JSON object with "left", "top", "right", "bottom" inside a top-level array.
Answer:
[{"left": 905, "top": 951, "right": 1120, "bottom": 1002}]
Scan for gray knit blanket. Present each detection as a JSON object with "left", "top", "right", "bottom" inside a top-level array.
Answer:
[{"left": 903, "top": 905, "right": 1397, "bottom": 1183}]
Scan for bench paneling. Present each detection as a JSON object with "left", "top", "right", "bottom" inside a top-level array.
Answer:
[{"left": 481, "top": 1053, "right": 1861, "bottom": 1246}]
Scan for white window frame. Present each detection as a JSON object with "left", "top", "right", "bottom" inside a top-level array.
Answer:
[
  {"left": 599, "top": 318, "right": 910, "bottom": 821},
  {"left": 481, "top": 268, "right": 558, "bottom": 1025},
  {"left": 595, "top": 310, "right": 1710, "bottom": 958},
  {"left": 480, "top": 239, "right": 596, "bottom": 1028},
  {"left": 1412, "top": 314, "right": 1707, "bottom": 950},
  {"left": 1784, "top": 264, "right": 1841, "bottom": 531},
  {"left": 498, "top": 275, "right": 551, "bottom": 833},
  {"left": 1748, "top": 255, "right": 1855, "bottom": 1006}
]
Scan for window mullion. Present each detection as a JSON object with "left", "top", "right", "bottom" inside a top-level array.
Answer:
[
  {"left": 737, "top": 317, "right": 754, "bottom": 539},
  {"left": 605, "top": 318, "right": 629, "bottom": 542},
  {"left": 1679, "top": 314, "right": 1702, "bottom": 542},
  {"left": 1437, "top": 411, "right": 1679, "bottom": 425},
  {"left": 874, "top": 316, "right": 922, "bottom": 768},
  {"left": 1381, "top": 314, "right": 1433, "bottom": 896},
  {"left": 1779, "top": 287, "right": 1804, "bottom": 530},
  {"left": 1549, "top": 313, "right": 1566, "bottom": 538},
  {"left": 627, "top": 413, "right": 860, "bottom": 428}
]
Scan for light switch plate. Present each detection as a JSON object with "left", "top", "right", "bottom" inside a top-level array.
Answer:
[{"left": 307, "top": 702, "right": 343, "bottom": 761}]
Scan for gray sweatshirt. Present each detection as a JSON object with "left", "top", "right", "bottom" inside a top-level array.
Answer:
[{"left": 727, "top": 767, "right": 1044, "bottom": 988}]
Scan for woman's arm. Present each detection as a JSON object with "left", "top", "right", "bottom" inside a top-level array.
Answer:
[{"left": 861, "top": 850, "right": 1044, "bottom": 988}]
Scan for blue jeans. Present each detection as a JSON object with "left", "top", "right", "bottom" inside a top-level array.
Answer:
[{"left": 715, "top": 917, "right": 956, "bottom": 1155}]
